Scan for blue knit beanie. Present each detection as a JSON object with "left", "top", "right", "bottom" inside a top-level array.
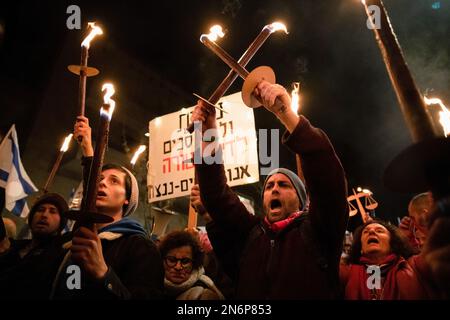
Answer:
[{"left": 262, "top": 168, "right": 308, "bottom": 211}]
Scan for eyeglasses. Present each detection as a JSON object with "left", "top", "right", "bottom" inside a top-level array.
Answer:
[{"left": 164, "top": 256, "right": 193, "bottom": 269}]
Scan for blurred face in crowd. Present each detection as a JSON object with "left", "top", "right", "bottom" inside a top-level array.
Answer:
[
  {"left": 164, "top": 245, "right": 193, "bottom": 284},
  {"left": 263, "top": 173, "right": 300, "bottom": 223},
  {"left": 31, "top": 203, "right": 61, "bottom": 237},
  {"left": 361, "top": 223, "right": 391, "bottom": 260},
  {"left": 415, "top": 229, "right": 428, "bottom": 250},
  {"left": 408, "top": 192, "right": 433, "bottom": 227},
  {"left": 96, "top": 168, "right": 129, "bottom": 216}
]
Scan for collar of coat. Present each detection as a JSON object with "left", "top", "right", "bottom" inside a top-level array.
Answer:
[{"left": 263, "top": 211, "right": 305, "bottom": 234}]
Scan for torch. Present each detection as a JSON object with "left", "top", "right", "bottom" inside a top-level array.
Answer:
[
  {"left": 68, "top": 22, "right": 103, "bottom": 142},
  {"left": 71, "top": 84, "right": 116, "bottom": 230},
  {"left": 361, "top": 0, "right": 435, "bottom": 142},
  {"left": 130, "top": 145, "right": 147, "bottom": 169},
  {"left": 196, "top": 23, "right": 294, "bottom": 110},
  {"left": 424, "top": 97, "right": 450, "bottom": 137},
  {"left": 198, "top": 35, "right": 279, "bottom": 109},
  {"left": 289, "top": 82, "right": 306, "bottom": 184},
  {"left": 360, "top": 0, "right": 450, "bottom": 196},
  {"left": 187, "top": 22, "right": 288, "bottom": 133},
  {"left": 42, "top": 133, "right": 73, "bottom": 193},
  {"left": 186, "top": 22, "right": 288, "bottom": 228}
]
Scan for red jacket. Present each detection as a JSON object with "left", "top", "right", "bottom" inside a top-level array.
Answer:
[{"left": 340, "top": 255, "right": 434, "bottom": 299}]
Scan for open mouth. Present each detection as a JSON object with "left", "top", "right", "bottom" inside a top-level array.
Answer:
[
  {"left": 36, "top": 221, "right": 49, "bottom": 227},
  {"left": 367, "top": 237, "right": 379, "bottom": 244},
  {"left": 97, "top": 191, "right": 107, "bottom": 198},
  {"left": 270, "top": 199, "right": 282, "bottom": 210}
]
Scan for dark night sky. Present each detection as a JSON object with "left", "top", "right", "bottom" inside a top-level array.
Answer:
[{"left": 0, "top": 0, "right": 449, "bottom": 225}]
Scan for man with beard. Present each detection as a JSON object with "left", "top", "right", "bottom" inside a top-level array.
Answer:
[
  {"left": 0, "top": 193, "right": 69, "bottom": 299},
  {"left": 191, "top": 81, "right": 348, "bottom": 299}
]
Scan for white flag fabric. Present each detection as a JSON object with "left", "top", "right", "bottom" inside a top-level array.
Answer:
[
  {"left": 62, "top": 181, "right": 83, "bottom": 234},
  {"left": 0, "top": 125, "right": 38, "bottom": 217}
]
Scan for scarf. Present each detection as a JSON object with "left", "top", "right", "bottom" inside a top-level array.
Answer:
[
  {"left": 264, "top": 211, "right": 303, "bottom": 233},
  {"left": 98, "top": 217, "right": 148, "bottom": 238},
  {"left": 346, "top": 254, "right": 401, "bottom": 300},
  {"left": 164, "top": 267, "right": 224, "bottom": 300}
]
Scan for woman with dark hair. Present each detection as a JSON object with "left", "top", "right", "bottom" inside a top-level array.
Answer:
[
  {"left": 340, "top": 220, "right": 435, "bottom": 300},
  {"left": 159, "top": 230, "right": 224, "bottom": 300}
]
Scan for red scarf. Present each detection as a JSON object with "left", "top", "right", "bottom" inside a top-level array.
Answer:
[
  {"left": 345, "top": 254, "right": 401, "bottom": 300},
  {"left": 264, "top": 211, "right": 303, "bottom": 233}
]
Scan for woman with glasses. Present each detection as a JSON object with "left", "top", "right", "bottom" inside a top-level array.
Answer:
[{"left": 158, "top": 230, "right": 224, "bottom": 300}]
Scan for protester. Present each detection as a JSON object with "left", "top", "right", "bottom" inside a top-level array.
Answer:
[
  {"left": 191, "top": 81, "right": 348, "bottom": 299},
  {"left": 340, "top": 219, "right": 436, "bottom": 299},
  {"left": 384, "top": 136, "right": 450, "bottom": 298},
  {"left": 0, "top": 193, "right": 69, "bottom": 299},
  {"left": 50, "top": 116, "right": 164, "bottom": 299},
  {"left": 399, "top": 192, "right": 433, "bottom": 253},
  {"left": 188, "top": 184, "right": 236, "bottom": 299},
  {"left": 159, "top": 230, "right": 224, "bottom": 300}
]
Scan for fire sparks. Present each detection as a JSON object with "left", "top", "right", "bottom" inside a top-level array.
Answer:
[
  {"left": 81, "top": 22, "right": 103, "bottom": 49},
  {"left": 201, "top": 25, "right": 225, "bottom": 42},
  {"left": 267, "top": 22, "right": 288, "bottom": 34},
  {"left": 101, "top": 83, "right": 116, "bottom": 119},
  {"left": 291, "top": 82, "right": 300, "bottom": 114},
  {"left": 424, "top": 96, "right": 450, "bottom": 137},
  {"left": 130, "top": 145, "right": 147, "bottom": 166}
]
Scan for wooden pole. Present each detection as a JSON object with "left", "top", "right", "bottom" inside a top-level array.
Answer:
[{"left": 363, "top": 0, "right": 436, "bottom": 142}]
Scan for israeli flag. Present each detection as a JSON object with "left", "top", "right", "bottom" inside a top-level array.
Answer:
[{"left": 0, "top": 125, "right": 38, "bottom": 217}]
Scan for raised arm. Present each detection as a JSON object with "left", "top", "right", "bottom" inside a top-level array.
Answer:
[
  {"left": 256, "top": 80, "right": 348, "bottom": 251},
  {"left": 192, "top": 101, "right": 259, "bottom": 239}
]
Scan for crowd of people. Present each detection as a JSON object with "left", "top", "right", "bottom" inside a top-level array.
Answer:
[{"left": 1, "top": 81, "right": 449, "bottom": 300}]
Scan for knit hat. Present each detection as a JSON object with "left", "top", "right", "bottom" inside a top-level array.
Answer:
[
  {"left": 262, "top": 168, "right": 308, "bottom": 211},
  {"left": 28, "top": 193, "right": 69, "bottom": 232},
  {"left": 120, "top": 166, "right": 139, "bottom": 217}
]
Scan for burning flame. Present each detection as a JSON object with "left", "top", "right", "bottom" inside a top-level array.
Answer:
[
  {"left": 101, "top": 83, "right": 116, "bottom": 120},
  {"left": 266, "top": 22, "right": 288, "bottom": 34},
  {"left": 357, "top": 187, "right": 372, "bottom": 195},
  {"left": 81, "top": 22, "right": 103, "bottom": 49},
  {"left": 130, "top": 145, "right": 147, "bottom": 165},
  {"left": 60, "top": 133, "right": 73, "bottom": 152},
  {"left": 201, "top": 25, "right": 225, "bottom": 42},
  {"left": 424, "top": 96, "right": 450, "bottom": 137},
  {"left": 291, "top": 82, "right": 300, "bottom": 114}
]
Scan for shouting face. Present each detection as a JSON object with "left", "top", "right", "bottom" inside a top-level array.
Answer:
[
  {"left": 263, "top": 173, "right": 300, "bottom": 223},
  {"left": 361, "top": 223, "right": 391, "bottom": 260}
]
